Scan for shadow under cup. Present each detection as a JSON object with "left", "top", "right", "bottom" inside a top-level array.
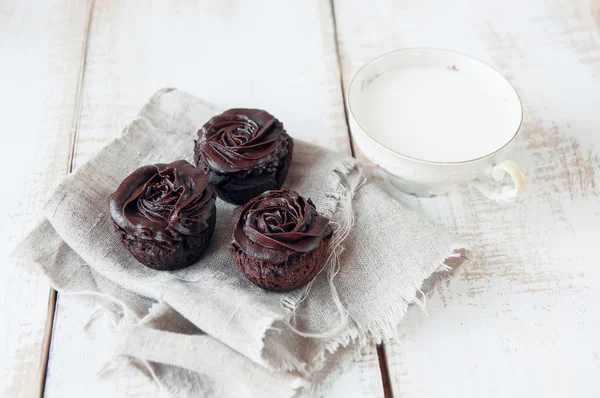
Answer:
[{"left": 347, "top": 48, "right": 526, "bottom": 201}]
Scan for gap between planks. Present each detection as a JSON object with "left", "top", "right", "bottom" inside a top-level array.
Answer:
[
  {"left": 39, "top": 1, "right": 96, "bottom": 397},
  {"left": 329, "top": 0, "right": 392, "bottom": 397},
  {"left": 329, "top": 0, "right": 356, "bottom": 158},
  {"left": 376, "top": 344, "right": 394, "bottom": 398}
]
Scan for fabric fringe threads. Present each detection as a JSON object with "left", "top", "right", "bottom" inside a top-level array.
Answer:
[{"left": 283, "top": 162, "right": 365, "bottom": 338}]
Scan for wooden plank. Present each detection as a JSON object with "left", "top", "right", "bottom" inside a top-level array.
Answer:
[
  {"left": 43, "top": 1, "right": 384, "bottom": 397},
  {"left": 0, "top": 1, "right": 92, "bottom": 397},
  {"left": 333, "top": 0, "right": 600, "bottom": 396}
]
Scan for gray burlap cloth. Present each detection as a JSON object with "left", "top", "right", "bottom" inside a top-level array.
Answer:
[{"left": 13, "top": 89, "right": 466, "bottom": 397}]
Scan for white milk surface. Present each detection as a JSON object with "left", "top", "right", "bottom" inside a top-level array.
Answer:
[{"left": 352, "top": 66, "right": 522, "bottom": 162}]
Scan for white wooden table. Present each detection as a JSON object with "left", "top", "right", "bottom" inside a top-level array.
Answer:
[{"left": 2, "top": 1, "right": 599, "bottom": 397}]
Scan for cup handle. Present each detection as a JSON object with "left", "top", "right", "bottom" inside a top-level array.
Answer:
[{"left": 469, "top": 160, "right": 527, "bottom": 202}]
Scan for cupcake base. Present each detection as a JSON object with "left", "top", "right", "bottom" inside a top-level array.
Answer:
[
  {"left": 231, "top": 233, "right": 332, "bottom": 292},
  {"left": 114, "top": 212, "right": 216, "bottom": 271}
]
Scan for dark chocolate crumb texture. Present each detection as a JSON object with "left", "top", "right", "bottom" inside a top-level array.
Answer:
[
  {"left": 231, "top": 189, "right": 333, "bottom": 292},
  {"left": 109, "top": 160, "right": 217, "bottom": 270},
  {"left": 194, "top": 109, "right": 293, "bottom": 205}
]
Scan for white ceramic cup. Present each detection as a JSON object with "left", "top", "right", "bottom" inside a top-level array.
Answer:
[{"left": 347, "top": 48, "right": 527, "bottom": 201}]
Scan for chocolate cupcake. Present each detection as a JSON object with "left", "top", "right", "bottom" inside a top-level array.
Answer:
[
  {"left": 194, "top": 109, "right": 293, "bottom": 205},
  {"left": 109, "top": 160, "right": 217, "bottom": 270},
  {"left": 231, "top": 189, "right": 333, "bottom": 292}
]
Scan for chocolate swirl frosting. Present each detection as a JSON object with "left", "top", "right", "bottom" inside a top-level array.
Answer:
[
  {"left": 110, "top": 160, "right": 216, "bottom": 243},
  {"left": 232, "top": 189, "right": 333, "bottom": 263},
  {"left": 194, "top": 109, "right": 291, "bottom": 174}
]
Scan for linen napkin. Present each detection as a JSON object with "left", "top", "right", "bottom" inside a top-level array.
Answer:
[{"left": 13, "top": 88, "right": 466, "bottom": 397}]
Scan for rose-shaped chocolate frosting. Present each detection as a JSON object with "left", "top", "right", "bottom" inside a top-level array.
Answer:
[
  {"left": 194, "top": 109, "right": 290, "bottom": 174},
  {"left": 110, "top": 160, "right": 216, "bottom": 243},
  {"left": 232, "top": 189, "right": 333, "bottom": 263}
]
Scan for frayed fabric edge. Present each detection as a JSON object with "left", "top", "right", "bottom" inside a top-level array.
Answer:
[
  {"left": 263, "top": 243, "right": 468, "bottom": 395},
  {"left": 318, "top": 246, "right": 468, "bottom": 353},
  {"left": 264, "top": 160, "right": 469, "bottom": 391},
  {"left": 354, "top": 244, "right": 468, "bottom": 344}
]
